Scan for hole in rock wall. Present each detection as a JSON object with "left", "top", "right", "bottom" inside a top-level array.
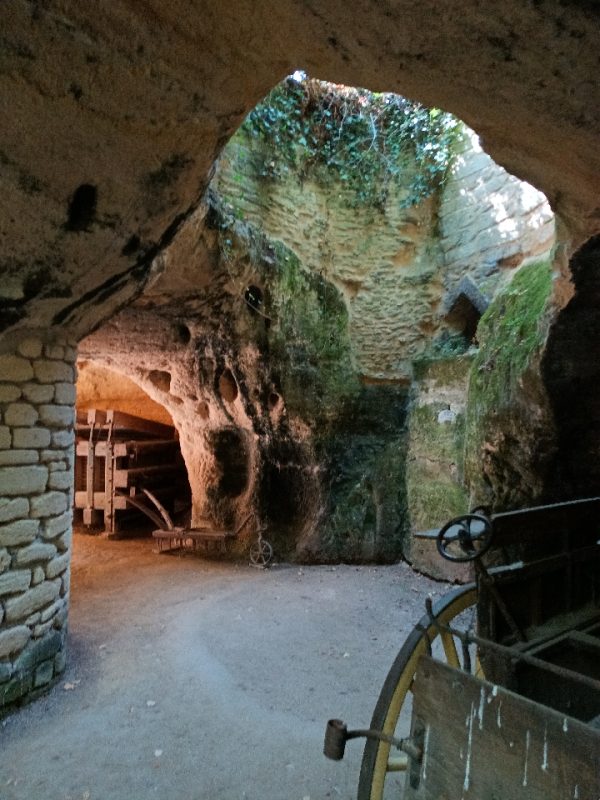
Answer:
[
  {"left": 176, "top": 323, "right": 192, "bottom": 344},
  {"left": 268, "top": 392, "right": 281, "bottom": 410},
  {"left": 244, "top": 285, "right": 263, "bottom": 314},
  {"left": 218, "top": 368, "right": 239, "bottom": 403},
  {"left": 75, "top": 363, "right": 191, "bottom": 538},
  {"left": 66, "top": 183, "right": 97, "bottom": 231},
  {"left": 147, "top": 369, "right": 172, "bottom": 393},
  {"left": 209, "top": 428, "right": 249, "bottom": 498},
  {"left": 445, "top": 277, "right": 488, "bottom": 343}
]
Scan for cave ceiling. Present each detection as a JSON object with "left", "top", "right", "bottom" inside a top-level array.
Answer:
[{"left": 0, "top": 0, "right": 598, "bottom": 339}]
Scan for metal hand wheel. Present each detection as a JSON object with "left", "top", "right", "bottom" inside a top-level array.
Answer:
[
  {"left": 436, "top": 513, "right": 493, "bottom": 562},
  {"left": 249, "top": 537, "right": 273, "bottom": 567}
]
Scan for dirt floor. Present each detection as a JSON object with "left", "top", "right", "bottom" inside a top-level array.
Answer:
[{"left": 0, "top": 531, "right": 443, "bottom": 800}]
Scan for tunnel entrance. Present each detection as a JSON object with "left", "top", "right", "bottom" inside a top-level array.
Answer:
[{"left": 75, "top": 364, "right": 191, "bottom": 538}]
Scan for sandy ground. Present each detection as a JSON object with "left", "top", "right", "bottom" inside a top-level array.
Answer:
[{"left": 0, "top": 532, "right": 444, "bottom": 800}]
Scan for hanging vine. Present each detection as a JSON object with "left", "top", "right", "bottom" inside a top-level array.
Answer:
[{"left": 239, "top": 76, "right": 464, "bottom": 210}]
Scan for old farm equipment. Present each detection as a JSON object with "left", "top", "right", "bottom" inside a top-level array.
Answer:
[
  {"left": 150, "top": 501, "right": 273, "bottom": 566},
  {"left": 325, "top": 497, "right": 600, "bottom": 799},
  {"left": 74, "top": 409, "right": 189, "bottom": 536}
]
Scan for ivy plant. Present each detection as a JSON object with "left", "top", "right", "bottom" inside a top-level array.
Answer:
[{"left": 238, "top": 76, "right": 464, "bottom": 210}]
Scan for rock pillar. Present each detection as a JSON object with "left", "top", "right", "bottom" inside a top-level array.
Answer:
[{"left": 0, "top": 330, "right": 76, "bottom": 711}]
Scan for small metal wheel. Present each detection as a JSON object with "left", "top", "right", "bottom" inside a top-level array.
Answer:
[
  {"left": 436, "top": 513, "right": 493, "bottom": 562},
  {"left": 357, "top": 585, "right": 480, "bottom": 800},
  {"left": 249, "top": 537, "right": 273, "bottom": 567}
]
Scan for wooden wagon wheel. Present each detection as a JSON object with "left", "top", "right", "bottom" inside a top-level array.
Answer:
[{"left": 357, "top": 584, "right": 479, "bottom": 800}]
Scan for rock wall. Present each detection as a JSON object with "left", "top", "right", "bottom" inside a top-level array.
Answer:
[
  {"left": 463, "top": 258, "right": 556, "bottom": 509},
  {"left": 0, "top": 331, "right": 75, "bottom": 712},
  {"left": 77, "top": 362, "right": 173, "bottom": 426},
  {"left": 404, "top": 356, "right": 473, "bottom": 581},
  {"left": 80, "top": 202, "right": 409, "bottom": 563},
  {"left": 439, "top": 130, "right": 555, "bottom": 303},
  {"left": 542, "top": 236, "right": 600, "bottom": 500},
  {"left": 217, "top": 147, "right": 443, "bottom": 380},
  {"left": 77, "top": 111, "right": 557, "bottom": 565},
  {"left": 216, "top": 124, "right": 554, "bottom": 380}
]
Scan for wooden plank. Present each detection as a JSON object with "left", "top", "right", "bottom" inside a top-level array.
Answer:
[
  {"left": 86, "top": 409, "right": 107, "bottom": 426},
  {"left": 75, "top": 491, "right": 128, "bottom": 510},
  {"left": 106, "top": 409, "right": 175, "bottom": 439},
  {"left": 491, "top": 496, "right": 600, "bottom": 552},
  {"left": 113, "top": 464, "right": 183, "bottom": 488},
  {"left": 184, "top": 530, "right": 235, "bottom": 541},
  {"left": 404, "top": 656, "right": 600, "bottom": 799}
]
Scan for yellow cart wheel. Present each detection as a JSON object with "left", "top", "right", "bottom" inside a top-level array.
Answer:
[{"left": 357, "top": 583, "right": 478, "bottom": 800}]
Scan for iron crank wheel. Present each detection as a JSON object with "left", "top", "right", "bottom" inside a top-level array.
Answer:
[
  {"left": 357, "top": 584, "right": 479, "bottom": 800},
  {"left": 249, "top": 537, "right": 273, "bottom": 567}
]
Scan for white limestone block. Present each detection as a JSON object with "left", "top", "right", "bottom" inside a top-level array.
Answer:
[
  {"left": 4, "top": 578, "right": 61, "bottom": 623},
  {"left": 0, "top": 355, "right": 34, "bottom": 382},
  {"left": 21, "top": 383, "right": 55, "bottom": 403},
  {"left": 0, "top": 569, "right": 31, "bottom": 596},
  {"left": 0, "top": 625, "right": 31, "bottom": 658},
  {"left": 14, "top": 542, "right": 57, "bottom": 565},
  {"left": 4, "top": 403, "right": 38, "bottom": 427},
  {"left": 38, "top": 404, "right": 75, "bottom": 428},
  {"left": 0, "top": 497, "right": 29, "bottom": 523},
  {"left": 0, "top": 465, "right": 48, "bottom": 495},
  {"left": 17, "top": 337, "right": 43, "bottom": 359},
  {"left": 12, "top": 427, "right": 52, "bottom": 449},
  {"left": 33, "top": 360, "right": 74, "bottom": 384},
  {"left": 30, "top": 491, "right": 68, "bottom": 518},
  {"left": 0, "top": 385, "right": 21, "bottom": 403},
  {"left": 0, "top": 519, "right": 40, "bottom": 546},
  {"left": 54, "top": 382, "right": 76, "bottom": 404},
  {"left": 0, "top": 449, "right": 39, "bottom": 466}
]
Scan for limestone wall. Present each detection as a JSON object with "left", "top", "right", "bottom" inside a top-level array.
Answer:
[
  {"left": 0, "top": 331, "right": 75, "bottom": 711},
  {"left": 439, "top": 129, "right": 555, "bottom": 302},
  {"left": 404, "top": 356, "right": 473, "bottom": 581},
  {"left": 216, "top": 126, "right": 554, "bottom": 381},
  {"left": 77, "top": 362, "right": 174, "bottom": 426},
  {"left": 217, "top": 146, "right": 443, "bottom": 381}
]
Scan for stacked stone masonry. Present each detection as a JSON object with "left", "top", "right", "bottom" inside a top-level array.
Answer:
[{"left": 0, "top": 331, "right": 76, "bottom": 710}]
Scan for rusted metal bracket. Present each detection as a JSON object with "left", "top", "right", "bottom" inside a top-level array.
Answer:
[{"left": 323, "top": 718, "right": 422, "bottom": 762}]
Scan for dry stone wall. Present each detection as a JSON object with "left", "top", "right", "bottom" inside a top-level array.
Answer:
[{"left": 0, "top": 330, "right": 76, "bottom": 712}]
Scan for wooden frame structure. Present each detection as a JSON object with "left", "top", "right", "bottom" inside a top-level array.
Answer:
[{"left": 74, "top": 409, "right": 189, "bottom": 536}]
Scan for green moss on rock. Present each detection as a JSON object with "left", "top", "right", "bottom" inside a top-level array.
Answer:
[
  {"left": 405, "top": 356, "right": 471, "bottom": 535},
  {"left": 464, "top": 259, "right": 553, "bottom": 503},
  {"left": 310, "top": 385, "right": 409, "bottom": 562}
]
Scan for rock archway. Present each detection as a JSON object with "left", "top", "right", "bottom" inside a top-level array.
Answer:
[{"left": 1, "top": 1, "right": 599, "bottom": 711}]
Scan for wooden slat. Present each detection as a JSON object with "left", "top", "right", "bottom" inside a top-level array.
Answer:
[
  {"left": 75, "top": 491, "right": 128, "bottom": 510},
  {"left": 403, "top": 656, "right": 600, "bottom": 799},
  {"left": 106, "top": 409, "right": 175, "bottom": 439},
  {"left": 113, "top": 464, "right": 183, "bottom": 488},
  {"left": 491, "top": 496, "right": 600, "bottom": 550}
]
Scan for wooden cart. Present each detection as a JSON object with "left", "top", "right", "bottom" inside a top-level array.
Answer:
[{"left": 325, "top": 496, "right": 600, "bottom": 799}]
